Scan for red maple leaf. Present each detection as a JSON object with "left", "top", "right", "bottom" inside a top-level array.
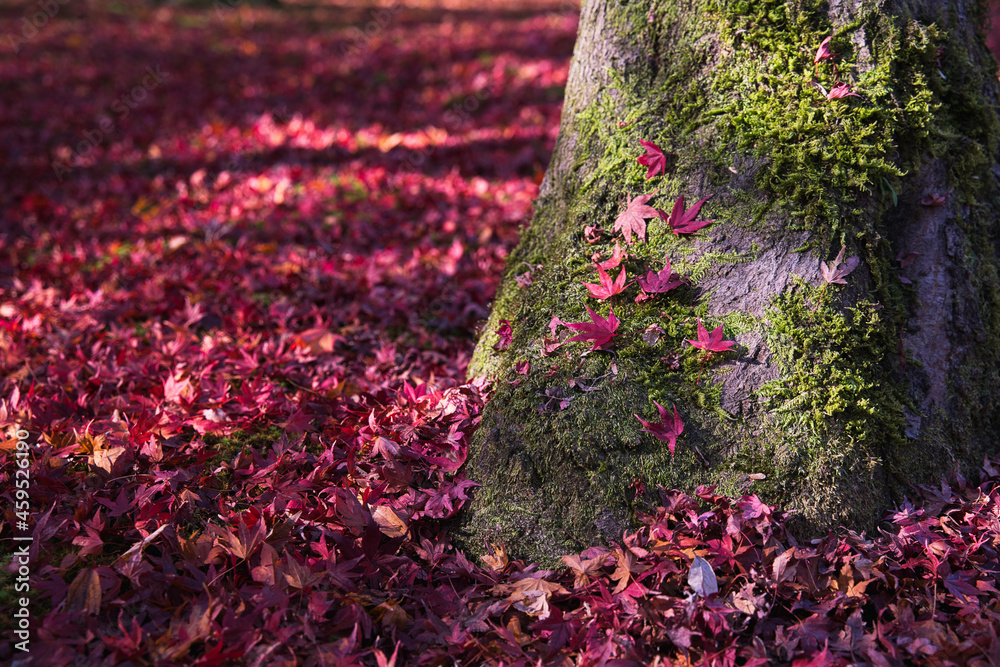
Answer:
[
  {"left": 635, "top": 401, "right": 684, "bottom": 455},
  {"left": 566, "top": 305, "right": 620, "bottom": 351},
  {"left": 820, "top": 246, "right": 860, "bottom": 285},
  {"left": 593, "top": 240, "right": 627, "bottom": 270},
  {"left": 582, "top": 266, "right": 627, "bottom": 300},
  {"left": 657, "top": 194, "right": 714, "bottom": 235},
  {"left": 493, "top": 320, "right": 512, "bottom": 350},
  {"left": 614, "top": 193, "right": 657, "bottom": 243},
  {"left": 791, "top": 641, "right": 840, "bottom": 667},
  {"left": 827, "top": 82, "right": 860, "bottom": 100},
  {"left": 637, "top": 258, "right": 685, "bottom": 296},
  {"left": 813, "top": 36, "right": 838, "bottom": 64},
  {"left": 687, "top": 318, "right": 735, "bottom": 354},
  {"left": 637, "top": 139, "right": 670, "bottom": 179},
  {"left": 738, "top": 494, "right": 772, "bottom": 521}
]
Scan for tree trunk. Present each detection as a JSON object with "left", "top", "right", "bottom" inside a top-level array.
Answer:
[{"left": 457, "top": 0, "right": 1000, "bottom": 565}]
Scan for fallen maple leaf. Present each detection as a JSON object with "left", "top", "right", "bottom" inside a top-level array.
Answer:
[
  {"left": 593, "top": 240, "right": 627, "bottom": 270},
  {"left": 642, "top": 324, "right": 664, "bottom": 344},
  {"left": 813, "top": 35, "right": 838, "bottom": 64},
  {"left": 637, "top": 258, "right": 686, "bottom": 297},
  {"left": 503, "top": 576, "right": 569, "bottom": 620},
  {"left": 66, "top": 568, "right": 102, "bottom": 615},
  {"left": 548, "top": 314, "right": 566, "bottom": 337},
  {"left": 687, "top": 318, "right": 736, "bottom": 354},
  {"left": 738, "top": 495, "right": 772, "bottom": 521},
  {"left": 582, "top": 266, "right": 627, "bottom": 300},
  {"left": 637, "top": 139, "right": 670, "bottom": 179},
  {"left": 295, "top": 327, "right": 341, "bottom": 355},
  {"left": 827, "top": 82, "right": 860, "bottom": 100},
  {"left": 493, "top": 320, "right": 513, "bottom": 350},
  {"left": 566, "top": 305, "right": 619, "bottom": 352},
  {"left": 372, "top": 505, "right": 408, "bottom": 538},
  {"left": 482, "top": 542, "right": 509, "bottom": 572},
  {"left": 921, "top": 190, "right": 950, "bottom": 206},
  {"left": 614, "top": 193, "right": 657, "bottom": 243},
  {"left": 561, "top": 551, "right": 608, "bottom": 588},
  {"left": 584, "top": 225, "right": 606, "bottom": 244},
  {"left": 897, "top": 249, "right": 920, "bottom": 268},
  {"left": 820, "top": 246, "right": 860, "bottom": 284},
  {"left": 658, "top": 194, "right": 715, "bottom": 235},
  {"left": 688, "top": 555, "right": 718, "bottom": 597},
  {"left": 791, "top": 641, "right": 837, "bottom": 667},
  {"left": 634, "top": 401, "right": 684, "bottom": 455}
]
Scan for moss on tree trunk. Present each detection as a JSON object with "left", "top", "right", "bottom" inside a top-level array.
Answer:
[{"left": 457, "top": 0, "right": 1000, "bottom": 565}]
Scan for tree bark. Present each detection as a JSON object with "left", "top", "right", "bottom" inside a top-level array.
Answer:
[{"left": 458, "top": 0, "right": 1000, "bottom": 564}]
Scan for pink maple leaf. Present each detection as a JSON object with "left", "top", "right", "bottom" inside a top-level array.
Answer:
[
  {"left": 738, "top": 495, "right": 772, "bottom": 521},
  {"left": 582, "top": 266, "right": 627, "bottom": 300},
  {"left": 637, "top": 258, "right": 686, "bottom": 296},
  {"left": 493, "top": 320, "right": 512, "bottom": 350},
  {"left": 813, "top": 36, "right": 838, "bottom": 64},
  {"left": 827, "top": 82, "right": 860, "bottom": 100},
  {"left": 637, "top": 139, "right": 670, "bottom": 179},
  {"left": 593, "top": 240, "right": 627, "bottom": 270},
  {"left": 635, "top": 402, "right": 684, "bottom": 455},
  {"left": 566, "top": 305, "right": 620, "bottom": 352},
  {"left": 687, "top": 318, "right": 735, "bottom": 354},
  {"left": 614, "top": 193, "right": 657, "bottom": 243},
  {"left": 820, "top": 246, "right": 860, "bottom": 285},
  {"left": 657, "top": 194, "right": 715, "bottom": 235},
  {"left": 920, "top": 190, "right": 950, "bottom": 206}
]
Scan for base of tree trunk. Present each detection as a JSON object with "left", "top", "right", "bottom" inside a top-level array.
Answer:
[{"left": 457, "top": 0, "right": 1000, "bottom": 565}]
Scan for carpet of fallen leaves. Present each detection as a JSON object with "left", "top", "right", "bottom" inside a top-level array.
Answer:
[{"left": 1, "top": 2, "right": 999, "bottom": 665}]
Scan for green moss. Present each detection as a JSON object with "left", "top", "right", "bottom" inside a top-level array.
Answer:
[
  {"left": 760, "top": 280, "right": 905, "bottom": 441},
  {"left": 203, "top": 426, "right": 289, "bottom": 490}
]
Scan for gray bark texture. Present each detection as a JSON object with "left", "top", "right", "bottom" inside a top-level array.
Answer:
[{"left": 457, "top": 0, "right": 1000, "bottom": 565}]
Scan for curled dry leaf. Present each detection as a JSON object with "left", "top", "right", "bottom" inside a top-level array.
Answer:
[
  {"left": 688, "top": 555, "right": 718, "bottom": 597},
  {"left": 372, "top": 505, "right": 408, "bottom": 538}
]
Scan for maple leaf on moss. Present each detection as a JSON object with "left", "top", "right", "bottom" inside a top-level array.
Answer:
[
  {"left": 657, "top": 194, "right": 714, "bottom": 235},
  {"left": 637, "top": 139, "right": 670, "bottom": 179},
  {"left": 582, "top": 266, "right": 627, "bottom": 300},
  {"left": 637, "top": 258, "right": 685, "bottom": 296},
  {"left": 813, "top": 35, "right": 838, "bottom": 64},
  {"left": 566, "top": 305, "right": 619, "bottom": 351},
  {"left": 593, "top": 240, "right": 627, "bottom": 270},
  {"left": 493, "top": 320, "right": 512, "bottom": 350},
  {"left": 686, "top": 318, "right": 735, "bottom": 354},
  {"left": 827, "top": 82, "right": 860, "bottom": 100},
  {"left": 634, "top": 401, "right": 684, "bottom": 455},
  {"left": 614, "top": 193, "right": 657, "bottom": 243},
  {"left": 819, "top": 246, "right": 860, "bottom": 285}
]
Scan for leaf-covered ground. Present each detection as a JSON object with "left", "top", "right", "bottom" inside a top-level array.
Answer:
[{"left": 1, "top": 2, "right": 999, "bottom": 665}]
